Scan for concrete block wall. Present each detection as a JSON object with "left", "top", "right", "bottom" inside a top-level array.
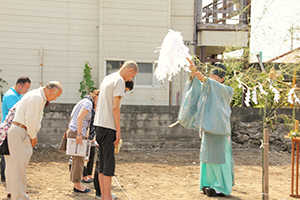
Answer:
[
  {"left": 38, "top": 104, "right": 300, "bottom": 146},
  {"left": 39, "top": 104, "right": 199, "bottom": 146},
  {"left": 120, "top": 105, "right": 198, "bottom": 142}
]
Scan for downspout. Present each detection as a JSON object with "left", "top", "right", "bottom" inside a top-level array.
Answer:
[
  {"left": 168, "top": 0, "right": 172, "bottom": 106},
  {"left": 96, "top": 26, "right": 99, "bottom": 87},
  {"left": 194, "top": 0, "right": 202, "bottom": 56},
  {"left": 99, "top": 0, "right": 103, "bottom": 83},
  {"left": 194, "top": 0, "right": 198, "bottom": 55},
  {"left": 39, "top": 50, "right": 43, "bottom": 86}
]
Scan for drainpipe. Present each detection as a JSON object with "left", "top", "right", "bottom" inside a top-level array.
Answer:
[
  {"left": 99, "top": 0, "right": 103, "bottom": 81},
  {"left": 39, "top": 50, "right": 43, "bottom": 86},
  {"left": 96, "top": 26, "right": 99, "bottom": 86},
  {"left": 168, "top": 0, "right": 172, "bottom": 106},
  {"left": 194, "top": 0, "right": 202, "bottom": 55}
]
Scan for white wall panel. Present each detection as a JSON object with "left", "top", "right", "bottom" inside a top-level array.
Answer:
[
  {"left": 97, "top": 0, "right": 170, "bottom": 105},
  {"left": 169, "top": 0, "right": 195, "bottom": 106},
  {"left": 0, "top": 0, "right": 98, "bottom": 103},
  {"left": 0, "top": 0, "right": 197, "bottom": 105}
]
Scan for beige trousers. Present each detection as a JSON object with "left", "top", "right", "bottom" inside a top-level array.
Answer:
[
  {"left": 66, "top": 128, "right": 86, "bottom": 183},
  {"left": 4, "top": 155, "right": 11, "bottom": 194},
  {"left": 8, "top": 125, "right": 32, "bottom": 200}
]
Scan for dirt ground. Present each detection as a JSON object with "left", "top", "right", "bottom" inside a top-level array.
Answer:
[{"left": 0, "top": 142, "right": 297, "bottom": 200}]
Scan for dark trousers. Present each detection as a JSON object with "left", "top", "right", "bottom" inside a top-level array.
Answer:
[
  {"left": 94, "top": 148, "right": 101, "bottom": 196},
  {"left": 83, "top": 146, "right": 96, "bottom": 176},
  {"left": 1, "top": 155, "right": 5, "bottom": 181}
]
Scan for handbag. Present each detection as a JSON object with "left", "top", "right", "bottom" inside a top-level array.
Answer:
[
  {"left": 58, "top": 132, "right": 67, "bottom": 152},
  {"left": 58, "top": 113, "right": 75, "bottom": 153},
  {"left": 58, "top": 101, "right": 85, "bottom": 153},
  {"left": 0, "top": 137, "right": 9, "bottom": 155}
]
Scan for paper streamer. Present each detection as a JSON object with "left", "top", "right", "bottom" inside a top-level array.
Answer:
[{"left": 154, "top": 29, "right": 192, "bottom": 81}]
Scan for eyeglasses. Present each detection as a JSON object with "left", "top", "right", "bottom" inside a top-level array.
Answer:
[
  {"left": 20, "top": 84, "right": 30, "bottom": 92},
  {"left": 53, "top": 90, "right": 59, "bottom": 98}
]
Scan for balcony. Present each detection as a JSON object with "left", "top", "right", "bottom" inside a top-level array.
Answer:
[{"left": 195, "top": 0, "right": 250, "bottom": 63}]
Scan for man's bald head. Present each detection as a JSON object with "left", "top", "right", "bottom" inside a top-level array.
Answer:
[
  {"left": 122, "top": 61, "right": 138, "bottom": 72},
  {"left": 119, "top": 61, "right": 138, "bottom": 82}
]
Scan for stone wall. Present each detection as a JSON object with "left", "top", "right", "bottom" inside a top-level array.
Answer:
[
  {"left": 232, "top": 121, "right": 292, "bottom": 152},
  {"left": 39, "top": 104, "right": 297, "bottom": 151}
]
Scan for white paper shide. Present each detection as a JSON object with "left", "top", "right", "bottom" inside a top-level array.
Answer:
[{"left": 154, "top": 29, "right": 192, "bottom": 81}]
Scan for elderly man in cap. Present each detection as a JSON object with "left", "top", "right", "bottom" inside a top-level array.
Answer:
[{"left": 7, "top": 81, "right": 63, "bottom": 200}]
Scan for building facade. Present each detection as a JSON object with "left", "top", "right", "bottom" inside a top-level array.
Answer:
[
  {"left": 0, "top": 0, "right": 249, "bottom": 105},
  {"left": 0, "top": 0, "right": 195, "bottom": 105}
]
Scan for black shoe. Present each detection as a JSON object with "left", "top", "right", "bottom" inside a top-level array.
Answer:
[
  {"left": 73, "top": 187, "right": 91, "bottom": 193},
  {"left": 81, "top": 178, "right": 93, "bottom": 183},
  {"left": 205, "top": 187, "right": 217, "bottom": 197},
  {"left": 216, "top": 192, "right": 225, "bottom": 197},
  {"left": 202, "top": 186, "right": 208, "bottom": 194}
]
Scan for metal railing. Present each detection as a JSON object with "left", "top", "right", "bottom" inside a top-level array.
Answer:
[{"left": 200, "top": 0, "right": 249, "bottom": 25}]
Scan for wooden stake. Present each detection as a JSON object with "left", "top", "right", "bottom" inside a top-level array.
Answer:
[
  {"left": 263, "top": 128, "right": 269, "bottom": 200},
  {"left": 290, "top": 68, "right": 297, "bottom": 108},
  {"left": 292, "top": 140, "right": 295, "bottom": 196},
  {"left": 297, "top": 141, "right": 299, "bottom": 195},
  {"left": 290, "top": 120, "right": 300, "bottom": 197},
  {"left": 295, "top": 120, "right": 299, "bottom": 132}
]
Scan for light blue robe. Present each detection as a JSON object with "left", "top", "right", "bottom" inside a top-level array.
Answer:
[{"left": 177, "top": 77, "right": 234, "bottom": 195}]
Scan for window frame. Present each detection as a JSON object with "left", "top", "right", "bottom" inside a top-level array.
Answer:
[
  {"left": 105, "top": 60, "right": 165, "bottom": 88},
  {"left": 134, "top": 62, "right": 164, "bottom": 88}
]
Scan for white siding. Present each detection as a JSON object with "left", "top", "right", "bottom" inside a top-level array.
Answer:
[
  {"left": 0, "top": 0, "right": 98, "bottom": 103},
  {"left": 0, "top": 0, "right": 196, "bottom": 105},
  {"left": 99, "top": 0, "right": 171, "bottom": 105},
  {"left": 170, "top": 0, "right": 195, "bottom": 106}
]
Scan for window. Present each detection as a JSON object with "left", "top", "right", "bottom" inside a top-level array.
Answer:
[
  {"left": 135, "top": 62, "right": 152, "bottom": 85},
  {"left": 106, "top": 60, "right": 163, "bottom": 87},
  {"left": 135, "top": 62, "right": 162, "bottom": 86},
  {"left": 106, "top": 61, "right": 124, "bottom": 75}
]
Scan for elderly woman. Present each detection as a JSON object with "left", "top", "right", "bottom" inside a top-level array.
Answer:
[{"left": 67, "top": 89, "right": 99, "bottom": 193}]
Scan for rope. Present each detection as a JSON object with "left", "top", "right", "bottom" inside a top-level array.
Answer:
[
  {"left": 113, "top": 175, "right": 132, "bottom": 200},
  {"left": 259, "top": 139, "right": 270, "bottom": 149},
  {"left": 121, "top": 148, "right": 262, "bottom": 151},
  {"left": 234, "top": 70, "right": 300, "bottom": 91}
]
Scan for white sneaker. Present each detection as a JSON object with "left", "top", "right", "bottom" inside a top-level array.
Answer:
[
  {"left": 112, "top": 193, "right": 118, "bottom": 199},
  {"left": 95, "top": 193, "right": 118, "bottom": 199}
]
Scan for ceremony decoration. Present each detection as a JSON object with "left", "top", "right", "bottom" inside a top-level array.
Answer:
[
  {"left": 233, "top": 68, "right": 300, "bottom": 108},
  {"left": 154, "top": 29, "right": 192, "bottom": 81}
]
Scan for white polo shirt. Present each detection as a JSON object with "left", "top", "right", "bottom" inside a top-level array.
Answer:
[
  {"left": 13, "top": 87, "right": 46, "bottom": 139},
  {"left": 94, "top": 72, "right": 125, "bottom": 130}
]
